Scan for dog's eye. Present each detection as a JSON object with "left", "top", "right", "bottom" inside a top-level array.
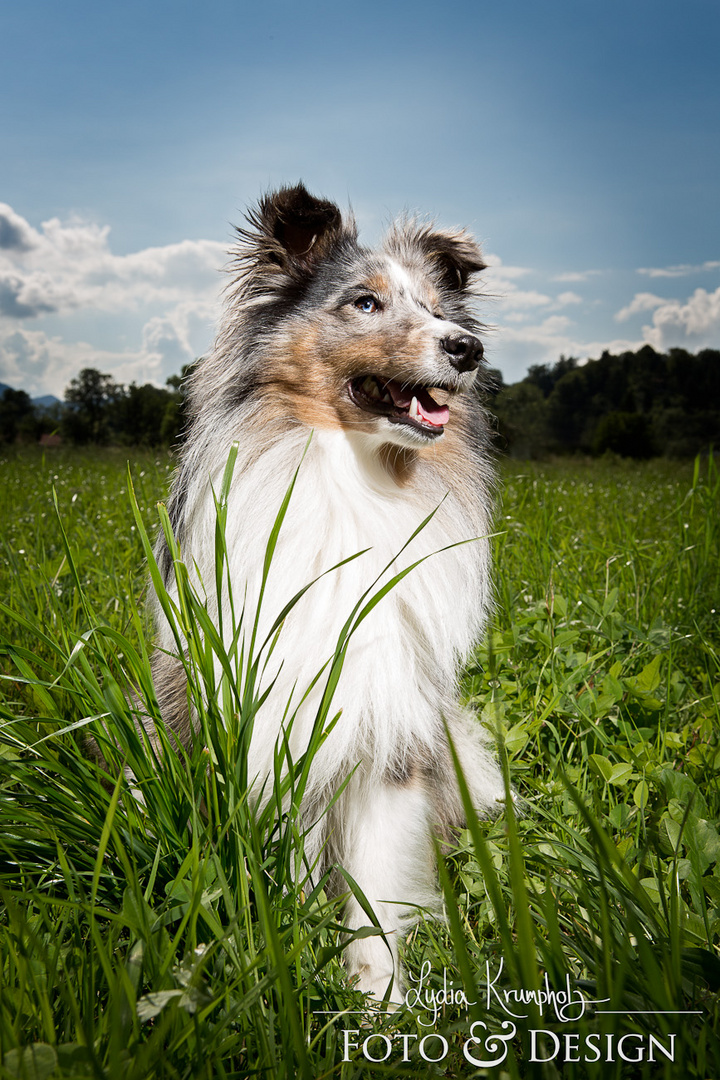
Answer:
[{"left": 355, "top": 295, "right": 381, "bottom": 314}]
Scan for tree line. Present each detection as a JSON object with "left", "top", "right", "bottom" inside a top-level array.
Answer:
[
  {"left": 1, "top": 345, "right": 718, "bottom": 457},
  {"left": 486, "top": 344, "right": 719, "bottom": 458},
  {"left": 0, "top": 365, "right": 196, "bottom": 448}
]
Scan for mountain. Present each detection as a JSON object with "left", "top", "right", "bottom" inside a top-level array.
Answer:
[
  {"left": 32, "top": 394, "right": 62, "bottom": 411},
  {"left": 0, "top": 382, "right": 61, "bottom": 410}
]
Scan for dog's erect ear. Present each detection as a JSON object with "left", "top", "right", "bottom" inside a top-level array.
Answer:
[
  {"left": 239, "top": 183, "right": 347, "bottom": 278},
  {"left": 268, "top": 185, "right": 343, "bottom": 263},
  {"left": 412, "top": 227, "right": 486, "bottom": 292}
]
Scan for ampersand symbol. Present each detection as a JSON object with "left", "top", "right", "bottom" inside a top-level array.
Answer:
[{"left": 463, "top": 1021, "right": 517, "bottom": 1067}]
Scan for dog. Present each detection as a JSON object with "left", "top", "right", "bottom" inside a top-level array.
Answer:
[{"left": 150, "top": 183, "right": 504, "bottom": 1002}]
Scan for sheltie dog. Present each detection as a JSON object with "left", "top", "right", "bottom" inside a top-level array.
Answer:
[{"left": 150, "top": 184, "right": 504, "bottom": 1002}]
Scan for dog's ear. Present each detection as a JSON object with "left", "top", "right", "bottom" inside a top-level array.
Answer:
[
  {"left": 268, "top": 185, "right": 343, "bottom": 264},
  {"left": 413, "top": 227, "right": 486, "bottom": 292},
  {"left": 239, "top": 184, "right": 347, "bottom": 278}
]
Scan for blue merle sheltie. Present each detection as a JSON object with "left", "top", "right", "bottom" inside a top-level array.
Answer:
[{"left": 150, "top": 184, "right": 504, "bottom": 1002}]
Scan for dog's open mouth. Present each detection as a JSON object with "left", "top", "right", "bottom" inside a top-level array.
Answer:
[{"left": 348, "top": 375, "right": 451, "bottom": 437}]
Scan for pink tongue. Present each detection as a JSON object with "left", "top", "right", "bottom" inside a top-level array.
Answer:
[
  {"left": 417, "top": 392, "right": 450, "bottom": 426},
  {"left": 387, "top": 381, "right": 449, "bottom": 427}
]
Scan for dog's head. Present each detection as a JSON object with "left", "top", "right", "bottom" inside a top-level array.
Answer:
[{"left": 229, "top": 183, "right": 488, "bottom": 449}]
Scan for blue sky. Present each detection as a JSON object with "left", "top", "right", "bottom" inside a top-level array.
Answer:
[{"left": 1, "top": 0, "right": 719, "bottom": 396}]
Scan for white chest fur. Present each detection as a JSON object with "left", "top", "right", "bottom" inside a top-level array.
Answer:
[{"left": 157, "top": 428, "right": 492, "bottom": 794}]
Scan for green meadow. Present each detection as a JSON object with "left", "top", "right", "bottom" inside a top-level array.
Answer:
[{"left": 0, "top": 446, "right": 718, "bottom": 1079}]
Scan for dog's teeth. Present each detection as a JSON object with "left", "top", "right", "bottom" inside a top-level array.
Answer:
[
  {"left": 365, "top": 377, "right": 385, "bottom": 400},
  {"left": 409, "top": 395, "right": 420, "bottom": 420},
  {"left": 382, "top": 391, "right": 392, "bottom": 404}
]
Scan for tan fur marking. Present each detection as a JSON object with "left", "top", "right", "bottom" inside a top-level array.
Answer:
[
  {"left": 260, "top": 318, "right": 435, "bottom": 435},
  {"left": 364, "top": 273, "right": 391, "bottom": 298},
  {"left": 378, "top": 444, "right": 417, "bottom": 485},
  {"left": 256, "top": 311, "right": 481, "bottom": 492}
]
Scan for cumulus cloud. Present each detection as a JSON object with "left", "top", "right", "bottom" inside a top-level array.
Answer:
[
  {"left": 482, "top": 254, "right": 553, "bottom": 315},
  {"left": 0, "top": 319, "right": 202, "bottom": 399},
  {"left": 0, "top": 278, "right": 56, "bottom": 319},
  {"left": 482, "top": 257, "right": 587, "bottom": 329},
  {"left": 555, "top": 291, "right": 582, "bottom": 307},
  {"left": 0, "top": 203, "right": 226, "bottom": 395},
  {"left": 0, "top": 293, "right": 218, "bottom": 397},
  {"left": 499, "top": 289, "right": 553, "bottom": 310},
  {"left": 638, "top": 260, "right": 720, "bottom": 278},
  {"left": 0, "top": 204, "right": 226, "bottom": 323},
  {"left": 0, "top": 328, "right": 143, "bottom": 397},
  {"left": 495, "top": 279, "right": 720, "bottom": 383},
  {"left": 642, "top": 286, "right": 720, "bottom": 351},
  {"left": 613, "top": 283, "right": 720, "bottom": 351},
  {"left": 0, "top": 204, "right": 39, "bottom": 252},
  {"left": 615, "top": 292, "right": 666, "bottom": 322},
  {"left": 140, "top": 299, "right": 215, "bottom": 373},
  {"left": 491, "top": 315, "right": 643, "bottom": 383}
]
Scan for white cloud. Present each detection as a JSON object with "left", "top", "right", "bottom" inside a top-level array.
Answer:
[
  {"left": 615, "top": 292, "right": 666, "bottom": 322},
  {"left": 0, "top": 203, "right": 40, "bottom": 253},
  {"left": 483, "top": 253, "right": 532, "bottom": 281},
  {"left": 490, "top": 315, "right": 643, "bottom": 383},
  {"left": 482, "top": 256, "right": 554, "bottom": 318},
  {"left": 0, "top": 204, "right": 226, "bottom": 395},
  {"left": 499, "top": 289, "right": 553, "bottom": 310},
  {"left": 0, "top": 295, "right": 217, "bottom": 398},
  {"left": 493, "top": 279, "right": 720, "bottom": 382},
  {"left": 552, "top": 270, "right": 602, "bottom": 283},
  {"left": 638, "top": 260, "right": 720, "bottom": 279},
  {"left": 484, "top": 259, "right": 585, "bottom": 319},
  {"left": 642, "top": 286, "right": 720, "bottom": 350},
  {"left": 141, "top": 299, "right": 215, "bottom": 372},
  {"left": 613, "top": 284, "right": 720, "bottom": 351},
  {"left": 0, "top": 204, "right": 226, "bottom": 322},
  {"left": 555, "top": 291, "right": 582, "bottom": 307},
  {"left": 0, "top": 328, "right": 157, "bottom": 398}
]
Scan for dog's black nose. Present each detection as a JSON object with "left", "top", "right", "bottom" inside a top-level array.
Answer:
[{"left": 440, "top": 333, "right": 484, "bottom": 372}]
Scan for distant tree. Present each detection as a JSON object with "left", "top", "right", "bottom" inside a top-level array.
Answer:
[
  {"left": 495, "top": 345, "right": 719, "bottom": 460},
  {"left": 64, "top": 368, "right": 122, "bottom": 444},
  {"left": 0, "top": 388, "right": 36, "bottom": 443},
  {"left": 593, "top": 411, "right": 657, "bottom": 458},
  {"left": 59, "top": 361, "right": 205, "bottom": 446},
  {"left": 546, "top": 367, "right": 595, "bottom": 451},
  {"left": 492, "top": 382, "right": 551, "bottom": 458},
  {"left": 525, "top": 363, "right": 554, "bottom": 398},
  {"left": 553, "top": 354, "right": 579, "bottom": 379},
  {"left": 111, "top": 382, "right": 175, "bottom": 446},
  {"left": 35, "top": 401, "right": 64, "bottom": 438},
  {"left": 160, "top": 397, "right": 182, "bottom": 445},
  {"left": 523, "top": 356, "right": 580, "bottom": 401}
]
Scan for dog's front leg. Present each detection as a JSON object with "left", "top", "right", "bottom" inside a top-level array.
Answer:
[{"left": 335, "top": 774, "right": 439, "bottom": 1005}]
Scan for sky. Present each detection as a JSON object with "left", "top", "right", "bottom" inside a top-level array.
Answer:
[{"left": 1, "top": 0, "right": 719, "bottom": 398}]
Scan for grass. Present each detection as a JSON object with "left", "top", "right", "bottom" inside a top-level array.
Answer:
[{"left": 0, "top": 445, "right": 718, "bottom": 1079}]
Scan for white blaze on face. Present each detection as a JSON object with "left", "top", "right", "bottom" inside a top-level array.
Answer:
[
  {"left": 386, "top": 257, "right": 424, "bottom": 309},
  {"left": 385, "top": 254, "right": 463, "bottom": 351}
]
